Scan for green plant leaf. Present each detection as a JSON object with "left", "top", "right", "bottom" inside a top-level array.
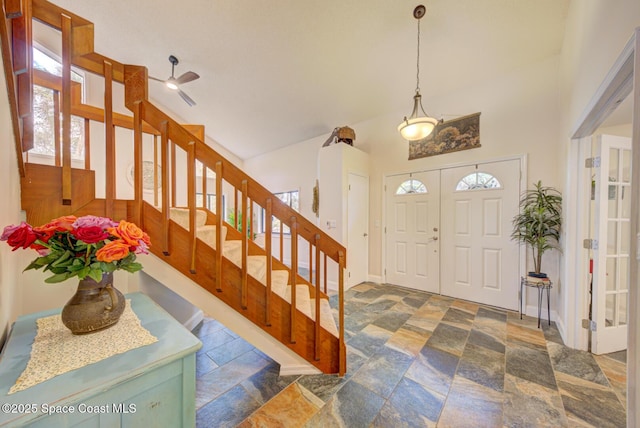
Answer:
[{"left": 44, "top": 272, "right": 73, "bottom": 283}]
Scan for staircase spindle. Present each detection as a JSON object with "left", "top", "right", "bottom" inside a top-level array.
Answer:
[
  {"left": 279, "top": 222, "right": 284, "bottom": 262},
  {"left": 314, "top": 234, "right": 321, "bottom": 361},
  {"left": 188, "top": 141, "right": 197, "bottom": 274},
  {"left": 309, "top": 241, "right": 313, "bottom": 283},
  {"left": 60, "top": 13, "right": 72, "bottom": 205},
  {"left": 201, "top": 163, "right": 207, "bottom": 208},
  {"left": 265, "top": 198, "right": 273, "bottom": 326},
  {"left": 215, "top": 161, "right": 223, "bottom": 292},
  {"left": 83, "top": 118, "right": 90, "bottom": 169},
  {"left": 323, "top": 253, "right": 328, "bottom": 294},
  {"left": 170, "top": 141, "right": 177, "bottom": 207},
  {"left": 53, "top": 90, "right": 60, "bottom": 166},
  {"left": 11, "top": 0, "right": 34, "bottom": 153},
  {"left": 290, "top": 216, "right": 298, "bottom": 344},
  {"left": 160, "top": 120, "right": 170, "bottom": 255},
  {"left": 133, "top": 101, "right": 143, "bottom": 226},
  {"left": 241, "top": 180, "right": 249, "bottom": 309},
  {"left": 153, "top": 135, "right": 159, "bottom": 207},
  {"left": 104, "top": 60, "right": 116, "bottom": 218},
  {"left": 338, "top": 250, "right": 346, "bottom": 376}
]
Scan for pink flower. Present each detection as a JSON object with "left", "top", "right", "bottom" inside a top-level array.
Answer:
[
  {"left": 1, "top": 223, "right": 22, "bottom": 241},
  {"left": 135, "top": 240, "right": 149, "bottom": 255},
  {"left": 73, "top": 215, "right": 118, "bottom": 230}
]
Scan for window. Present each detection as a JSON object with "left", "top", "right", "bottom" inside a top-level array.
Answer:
[
  {"left": 395, "top": 179, "right": 427, "bottom": 195},
  {"left": 261, "top": 190, "right": 299, "bottom": 234},
  {"left": 455, "top": 172, "right": 502, "bottom": 191},
  {"left": 32, "top": 46, "right": 85, "bottom": 160},
  {"left": 196, "top": 193, "right": 225, "bottom": 218}
]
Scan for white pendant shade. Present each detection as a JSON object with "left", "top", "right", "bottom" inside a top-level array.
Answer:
[{"left": 398, "top": 116, "right": 438, "bottom": 141}]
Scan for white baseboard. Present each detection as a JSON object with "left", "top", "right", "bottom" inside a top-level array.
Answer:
[
  {"left": 367, "top": 274, "right": 383, "bottom": 284},
  {"left": 523, "top": 304, "right": 557, "bottom": 325},
  {"left": 279, "top": 364, "right": 321, "bottom": 376}
]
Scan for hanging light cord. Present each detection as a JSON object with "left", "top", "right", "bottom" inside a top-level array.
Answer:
[{"left": 415, "top": 17, "right": 421, "bottom": 94}]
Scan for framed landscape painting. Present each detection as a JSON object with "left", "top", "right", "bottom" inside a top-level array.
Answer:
[{"left": 409, "top": 112, "right": 481, "bottom": 160}]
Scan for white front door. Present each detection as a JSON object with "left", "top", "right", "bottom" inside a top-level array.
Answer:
[
  {"left": 347, "top": 173, "right": 369, "bottom": 288},
  {"left": 385, "top": 171, "right": 440, "bottom": 293},
  {"left": 440, "top": 160, "right": 521, "bottom": 310},
  {"left": 592, "top": 135, "right": 632, "bottom": 354}
]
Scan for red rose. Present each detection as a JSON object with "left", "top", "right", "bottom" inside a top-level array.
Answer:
[
  {"left": 6, "top": 223, "right": 38, "bottom": 251},
  {"left": 72, "top": 226, "right": 109, "bottom": 244}
]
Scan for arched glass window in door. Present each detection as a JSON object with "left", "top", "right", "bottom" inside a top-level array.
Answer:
[
  {"left": 456, "top": 172, "right": 502, "bottom": 191},
  {"left": 396, "top": 179, "right": 427, "bottom": 195}
]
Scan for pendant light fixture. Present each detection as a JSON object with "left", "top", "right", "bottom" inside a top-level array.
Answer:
[{"left": 397, "top": 5, "right": 438, "bottom": 141}]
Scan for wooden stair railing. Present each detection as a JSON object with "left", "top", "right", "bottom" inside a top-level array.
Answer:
[{"left": 6, "top": 0, "right": 347, "bottom": 375}]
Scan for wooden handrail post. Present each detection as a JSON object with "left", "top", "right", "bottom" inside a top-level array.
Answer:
[
  {"left": 314, "top": 234, "right": 321, "bottom": 361},
  {"left": 160, "top": 120, "right": 170, "bottom": 255},
  {"left": 201, "top": 163, "right": 207, "bottom": 209},
  {"left": 170, "top": 141, "right": 176, "bottom": 207},
  {"left": 323, "top": 253, "right": 328, "bottom": 294},
  {"left": 188, "top": 141, "right": 197, "bottom": 274},
  {"left": 290, "top": 216, "right": 298, "bottom": 344},
  {"left": 215, "top": 161, "right": 223, "bottom": 292},
  {"left": 60, "top": 13, "right": 72, "bottom": 205},
  {"left": 53, "top": 90, "right": 61, "bottom": 166},
  {"left": 133, "top": 101, "right": 143, "bottom": 227},
  {"left": 83, "top": 118, "right": 90, "bottom": 170},
  {"left": 241, "top": 180, "right": 248, "bottom": 309},
  {"left": 153, "top": 135, "right": 158, "bottom": 207},
  {"left": 265, "top": 198, "right": 273, "bottom": 326},
  {"left": 104, "top": 60, "right": 115, "bottom": 218},
  {"left": 338, "top": 250, "right": 346, "bottom": 376}
]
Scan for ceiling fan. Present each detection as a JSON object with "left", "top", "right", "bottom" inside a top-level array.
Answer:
[{"left": 150, "top": 55, "right": 200, "bottom": 106}]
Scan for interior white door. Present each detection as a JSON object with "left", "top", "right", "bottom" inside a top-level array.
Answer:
[
  {"left": 440, "top": 160, "right": 521, "bottom": 310},
  {"left": 385, "top": 171, "right": 440, "bottom": 293},
  {"left": 592, "top": 135, "right": 632, "bottom": 354},
  {"left": 347, "top": 173, "right": 369, "bottom": 288}
]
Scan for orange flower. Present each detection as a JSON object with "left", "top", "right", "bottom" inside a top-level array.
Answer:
[
  {"left": 95, "top": 240, "right": 131, "bottom": 262},
  {"left": 108, "top": 221, "right": 150, "bottom": 247}
]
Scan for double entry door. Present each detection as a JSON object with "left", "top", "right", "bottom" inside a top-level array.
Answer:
[{"left": 385, "top": 159, "right": 521, "bottom": 310}]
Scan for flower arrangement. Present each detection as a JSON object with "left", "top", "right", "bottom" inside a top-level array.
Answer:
[{"left": 1, "top": 215, "right": 151, "bottom": 283}]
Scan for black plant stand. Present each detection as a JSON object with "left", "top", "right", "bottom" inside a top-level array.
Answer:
[{"left": 520, "top": 277, "right": 552, "bottom": 328}]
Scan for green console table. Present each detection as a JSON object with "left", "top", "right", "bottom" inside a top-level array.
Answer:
[{"left": 0, "top": 292, "right": 201, "bottom": 427}]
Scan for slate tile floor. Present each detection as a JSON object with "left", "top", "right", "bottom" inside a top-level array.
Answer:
[{"left": 193, "top": 282, "right": 627, "bottom": 427}]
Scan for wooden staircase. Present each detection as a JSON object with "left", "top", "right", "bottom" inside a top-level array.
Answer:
[{"left": 2, "top": 0, "right": 346, "bottom": 375}]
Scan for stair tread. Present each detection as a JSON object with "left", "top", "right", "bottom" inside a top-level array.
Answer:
[
  {"left": 311, "top": 298, "right": 339, "bottom": 338},
  {"left": 170, "top": 207, "right": 208, "bottom": 229}
]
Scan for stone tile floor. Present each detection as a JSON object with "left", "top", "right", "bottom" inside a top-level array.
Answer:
[{"left": 193, "top": 282, "right": 627, "bottom": 427}]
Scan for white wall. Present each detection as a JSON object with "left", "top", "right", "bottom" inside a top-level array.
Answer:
[
  {"left": 557, "top": 0, "right": 640, "bottom": 349},
  {"left": 0, "top": 56, "right": 24, "bottom": 347}
]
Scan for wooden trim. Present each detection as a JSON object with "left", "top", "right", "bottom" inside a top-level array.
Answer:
[
  {"left": 338, "top": 250, "right": 346, "bottom": 376},
  {"left": 0, "top": 3, "right": 25, "bottom": 176},
  {"left": 5, "top": 0, "right": 22, "bottom": 18},
  {"left": 234, "top": 188, "right": 238, "bottom": 229},
  {"left": 60, "top": 13, "right": 72, "bottom": 205},
  {"left": 153, "top": 135, "right": 158, "bottom": 207},
  {"left": 279, "top": 222, "right": 284, "bottom": 262},
  {"left": 323, "top": 253, "right": 328, "bottom": 294},
  {"left": 103, "top": 60, "right": 115, "bottom": 218},
  {"left": 309, "top": 240, "right": 313, "bottom": 283},
  {"left": 201, "top": 163, "right": 207, "bottom": 208},
  {"left": 170, "top": 141, "right": 176, "bottom": 207}
]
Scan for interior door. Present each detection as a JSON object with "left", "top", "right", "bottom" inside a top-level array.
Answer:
[
  {"left": 592, "top": 135, "right": 632, "bottom": 354},
  {"left": 347, "top": 173, "right": 369, "bottom": 288},
  {"left": 440, "top": 160, "right": 521, "bottom": 310},
  {"left": 385, "top": 171, "right": 440, "bottom": 293}
]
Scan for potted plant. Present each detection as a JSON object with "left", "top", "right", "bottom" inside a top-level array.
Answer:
[{"left": 511, "top": 180, "right": 562, "bottom": 278}]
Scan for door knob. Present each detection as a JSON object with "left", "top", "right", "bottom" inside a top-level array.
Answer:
[
  {"left": 433, "top": 227, "right": 439, "bottom": 232},
  {"left": 363, "top": 233, "right": 368, "bottom": 237},
  {"left": 432, "top": 236, "right": 438, "bottom": 241}
]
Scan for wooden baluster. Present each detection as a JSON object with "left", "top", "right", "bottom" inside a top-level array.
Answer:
[
  {"left": 12, "top": 0, "right": 33, "bottom": 152},
  {"left": 170, "top": 141, "right": 176, "bottom": 207},
  {"left": 314, "top": 234, "right": 321, "bottom": 361},
  {"left": 265, "top": 198, "right": 272, "bottom": 326},
  {"left": 290, "top": 216, "right": 297, "bottom": 344},
  {"left": 338, "top": 251, "right": 346, "bottom": 376},
  {"left": 249, "top": 199, "right": 254, "bottom": 242},
  {"left": 323, "top": 254, "right": 328, "bottom": 294},
  {"left": 201, "top": 163, "right": 207, "bottom": 209},
  {"left": 215, "top": 161, "right": 223, "bottom": 292},
  {"left": 241, "top": 180, "right": 248, "bottom": 309},
  {"left": 53, "top": 90, "right": 60, "bottom": 166},
  {"left": 132, "top": 101, "right": 143, "bottom": 226},
  {"left": 153, "top": 135, "right": 159, "bottom": 207},
  {"left": 279, "top": 222, "right": 284, "bottom": 262},
  {"left": 188, "top": 142, "right": 197, "bottom": 274},
  {"left": 83, "top": 118, "right": 90, "bottom": 170},
  {"left": 234, "top": 189, "right": 239, "bottom": 229},
  {"left": 160, "top": 121, "right": 170, "bottom": 255},
  {"left": 104, "top": 60, "right": 115, "bottom": 218},
  {"left": 309, "top": 240, "right": 313, "bottom": 283},
  {"left": 60, "top": 14, "right": 72, "bottom": 205}
]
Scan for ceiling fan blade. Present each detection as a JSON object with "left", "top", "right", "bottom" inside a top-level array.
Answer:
[
  {"left": 178, "top": 89, "right": 196, "bottom": 107},
  {"left": 149, "top": 75, "right": 166, "bottom": 83},
  {"left": 175, "top": 71, "right": 200, "bottom": 85}
]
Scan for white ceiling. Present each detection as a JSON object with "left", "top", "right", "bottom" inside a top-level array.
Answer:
[{"left": 49, "top": 0, "right": 570, "bottom": 160}]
